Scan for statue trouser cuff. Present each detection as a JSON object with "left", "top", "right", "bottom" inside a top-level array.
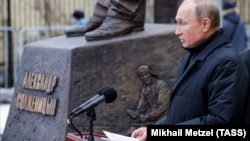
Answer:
[{"left": 85, "top": 0, "right": 145, "bottom": 41}]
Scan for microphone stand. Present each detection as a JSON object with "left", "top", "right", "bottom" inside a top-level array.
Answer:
[{"left": 86, "top": 108, "right": 96, "bottom": 141}]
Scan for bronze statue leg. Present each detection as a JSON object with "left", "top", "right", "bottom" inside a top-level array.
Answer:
[{"left": 85, "top": 0, "right": 146, "bottom": 41}]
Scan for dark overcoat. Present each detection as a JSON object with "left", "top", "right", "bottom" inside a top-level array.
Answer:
[{"left": 240, "top": 49, "right": 250, "bottom": 124}]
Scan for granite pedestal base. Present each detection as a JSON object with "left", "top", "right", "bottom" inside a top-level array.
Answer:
[{"left": 2, "top": 23, "right": 185, "bottom": 141}]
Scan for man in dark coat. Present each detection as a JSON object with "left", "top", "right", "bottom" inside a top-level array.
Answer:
[
  {"left": 222, "top": 1, "right": 248, "bottom": 53},
  {"left": 131, "top": 0, "right": 249, "bottom": 140}
]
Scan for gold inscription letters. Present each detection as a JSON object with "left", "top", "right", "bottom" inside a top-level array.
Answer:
[
  {"left": 16, "top": 72, "right": 58, "bottom": 116},
  {"left": 23, "top": 72, "right": 57, "bottom": 94},
  {"left": 16, "top": 93, "right": 57, "bottom": 116}
]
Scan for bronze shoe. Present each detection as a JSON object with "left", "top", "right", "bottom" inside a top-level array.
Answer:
[
  {"left": 85, "top": 17, "right": 144, "bottom": 41},
  {"left": 65, "top": 0, "right": 110, "bottom": 37},
  {"left": 65, "top": 16, "right": 104, "bottom": 37}
]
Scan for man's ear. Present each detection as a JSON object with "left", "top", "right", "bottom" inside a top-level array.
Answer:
[{"left": 202, "top": 18, "right": 211, "bottom": 32}]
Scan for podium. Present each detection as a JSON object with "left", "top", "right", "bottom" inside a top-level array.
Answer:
[{"left": 66, "top": 132, "right": 107, "bottom": 141}]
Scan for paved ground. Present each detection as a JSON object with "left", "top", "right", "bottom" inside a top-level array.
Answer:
[
  {"left": 0, "top": 104, "right": 10, "bottom": 140},
  {"left": 0, "top": 87, "right": 13, "bottom": 140}
]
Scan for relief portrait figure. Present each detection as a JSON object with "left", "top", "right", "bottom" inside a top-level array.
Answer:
[{"left": 126, "top": 64, "right": 171, "bottom": 135}]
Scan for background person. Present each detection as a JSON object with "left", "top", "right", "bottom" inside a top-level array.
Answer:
[
  {"left": 131, "top": 0, "right": 248, "bottom": 140},
  {"left": 70, "top": 10, "right": 87, "bottom": 26},
  {"left": 222, "top": 1, "right": 248, "bottom": 53}
]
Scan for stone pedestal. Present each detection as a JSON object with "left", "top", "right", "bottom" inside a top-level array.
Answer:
[{"left": 2, "top": 23, "right": 186, "bottom": 141}]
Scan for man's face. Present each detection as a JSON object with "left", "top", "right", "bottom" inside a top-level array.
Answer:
[
  {"left": 139, "top": 72, "right": 152, "bottom": 85},
  {"left": 175, "top": 2, "right": 205, "bottom": 48}
]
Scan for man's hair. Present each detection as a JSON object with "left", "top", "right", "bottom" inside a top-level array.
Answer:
[
  {"left": 73, "top": 10, "right": 84, "bottom": 19},
  {"left": 184, "top": 0, "right": 220, "bottom": 29},
  {"left": 136, "top": 65, "right": 158, "bottom": 77}
]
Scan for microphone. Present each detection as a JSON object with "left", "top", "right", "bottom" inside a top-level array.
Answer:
[
  {"left": 69, "top": 86, "right": 117, "bottom": 117},
  {"left": 69, "top": 86, "right": 109, "bottom": 117}
]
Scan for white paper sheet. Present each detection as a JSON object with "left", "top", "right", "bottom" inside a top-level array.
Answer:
[{"left": 103, "top": 130, "right": 139, "bottom": 141}]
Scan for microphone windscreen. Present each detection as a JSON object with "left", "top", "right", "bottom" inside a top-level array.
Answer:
[
  {"left": 96, "top": 86, "right": 110, "bottom": 95},
  {"left": 102, "top": 87, "right": 117, "bottom": 103}
]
